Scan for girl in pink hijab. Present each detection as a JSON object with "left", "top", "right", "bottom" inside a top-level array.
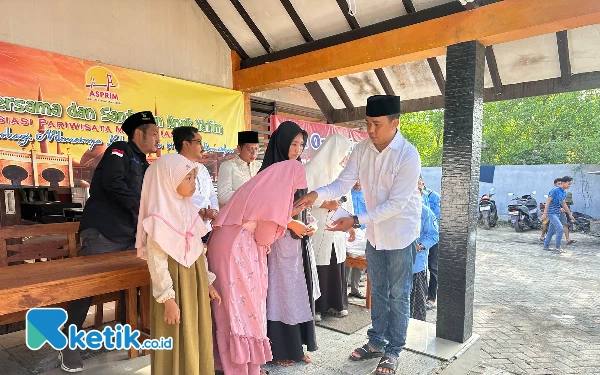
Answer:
[
  {"left": 208, "top": 160, "right": 308, "bottom": 375},
  {"left": 136, "top": 153, "right": 221, "bottom": 375}
]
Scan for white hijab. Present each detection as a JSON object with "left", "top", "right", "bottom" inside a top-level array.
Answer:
[
  {"left": 135, "top": 154, "right": 208, "bottom": 268},
  {"left": 304, "top": 134, "right": 353, "bottom": 265}
]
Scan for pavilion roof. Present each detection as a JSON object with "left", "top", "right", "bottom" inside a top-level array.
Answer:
[{"left": 196, "top": 0, "right": 600, "bottom": 122}]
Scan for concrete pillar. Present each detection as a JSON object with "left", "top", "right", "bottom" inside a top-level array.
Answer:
[{"left": 436, "top": 41, "right": 485, "bottom": 343}]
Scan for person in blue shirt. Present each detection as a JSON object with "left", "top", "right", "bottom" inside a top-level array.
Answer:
[
  {"left": 418, "top": 176, "right": 441, "bottom": 310},
  {"left": 347, "top": 181, "right": 367, "bottom": 299},
  {"left": 411, "top": 204, "right": 439, "bottom": 321},
  {"left": 541, "top": 176, "right": 575, "bottom": 253},
  {"left": 419, "top": 176, "right": 441, "bottom": 222}
]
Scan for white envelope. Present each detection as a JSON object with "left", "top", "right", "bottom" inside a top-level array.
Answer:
[{"left": 326, "top": 206, "right": 353, "bottom": 228}]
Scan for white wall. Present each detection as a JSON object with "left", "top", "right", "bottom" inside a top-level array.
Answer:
[
  {"left": 422, "top": 164, "right": 600, "bottom": 219},
  {"left": 0, "top": 0, "right": 232, "bottom": 88}
]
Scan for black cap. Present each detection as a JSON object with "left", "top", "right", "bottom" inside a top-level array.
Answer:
[
  {"left": 238, "top": 131, "right": 259, "bottom": 145},
  {"left": 366, "top": 95, "right": 401, "bottom": 117},
  {"left": 122, "top": 111, "right": 155, "bottom": 137}
]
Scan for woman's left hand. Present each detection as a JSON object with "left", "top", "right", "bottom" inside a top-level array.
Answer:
[
  {"left": 305, "top": 225, "right": 316, "bottom": 237},
  {"left": 208, "top": 285, "right": 222, "bottom": 305}
]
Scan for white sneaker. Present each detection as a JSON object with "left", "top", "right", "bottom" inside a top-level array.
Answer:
[{"left": 328, "top": 308, "right": 349, "bottom": 317}]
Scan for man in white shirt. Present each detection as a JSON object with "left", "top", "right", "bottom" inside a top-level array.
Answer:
[
  {"left": 217, "top": 131, "right": 261, "bottom": 207},
  {"left": 173, "top": 126, "right": 219, "bottom": 242},
  {"left": 294, "top": 95, "right": 421, "bottom": 375}
]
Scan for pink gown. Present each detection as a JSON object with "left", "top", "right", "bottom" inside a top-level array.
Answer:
[{"left": 208, "top": 220, "right": 281, "bottom": 375}]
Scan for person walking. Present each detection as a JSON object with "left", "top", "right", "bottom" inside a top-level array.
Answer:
[
  {"left": 541, "top": 176, "right": 575, "bottom": 254},
  {"left": 540, "top": 178, "right": 562, "bottom": 242}
]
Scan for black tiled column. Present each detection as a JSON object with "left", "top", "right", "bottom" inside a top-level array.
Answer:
[{"left": 436, "top": 41, "right": 485, "bottom": 343}]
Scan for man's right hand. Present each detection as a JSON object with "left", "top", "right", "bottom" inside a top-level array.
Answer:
[
  {"left": 294, "top": 191, "right": 318, "bottom": 210},
  {"left": 321, "top": 200, "right": 340, "bottom": 211}
]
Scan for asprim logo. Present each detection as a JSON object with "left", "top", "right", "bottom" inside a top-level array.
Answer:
[
  {"left": 85, "top": 66, "right": 121, "bottom": 103},
  {"left": 26, "top": 308, "right": 172, "bottom": 351}
]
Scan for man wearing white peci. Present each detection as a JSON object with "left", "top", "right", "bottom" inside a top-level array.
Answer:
[{"left": 294, "top": 95, "right": 422, "bottom": 375}]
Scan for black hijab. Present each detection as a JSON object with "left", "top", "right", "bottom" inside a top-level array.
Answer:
[
  {"left": 260, "top": 121, "right": 309, "bottom": 237},
  {"left": 259, "top": 121, "right": 308, "bottom": 174}
]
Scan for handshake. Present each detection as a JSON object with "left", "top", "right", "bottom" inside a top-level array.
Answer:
[{"left": 294, "top": 191, "right": 357, "bottom": 233}]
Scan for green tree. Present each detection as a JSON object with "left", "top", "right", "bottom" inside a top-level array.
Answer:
[{"left": 400, "top": 90, "right": 600, "bottom": 166}]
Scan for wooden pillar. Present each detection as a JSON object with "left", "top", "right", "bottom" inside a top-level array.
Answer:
[
  {"left": 244, "top": 93, "right": 251, "bottom": 131},
  {"left": 436, "top": 41, "right": 485, "bottom": 343}
]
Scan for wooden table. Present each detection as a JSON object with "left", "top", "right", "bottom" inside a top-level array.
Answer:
[
  {"left": 0, "top": 250, "right": 151, "bottom": 358},
  {"left": 345, "top": 254, "right": 371, "bottom": 309}
]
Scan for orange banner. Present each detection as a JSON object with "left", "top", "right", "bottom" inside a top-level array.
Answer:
[{"left": 0, "top": 42, "right": 245, "bottom": 188}]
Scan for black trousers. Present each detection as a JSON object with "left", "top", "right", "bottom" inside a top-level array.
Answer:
[
  {"left": 427, "top": 244, "right": 439, "bottom": 302},
  {"left": 63, "top": 229, "right": 133, "bottom": 338}
]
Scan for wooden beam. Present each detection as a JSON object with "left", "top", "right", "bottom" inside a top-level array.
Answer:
[
  {"left": 427, "top": 58, "right": 446, "bottom": 94},
  {"left": 240, "top": 2, "right": 464, "bottom": 69},
  {"left": 234, "top": 0, "right": 600, "bottom": 92},
  {"left": 279, "top": 0, "right": 336, "bottom": 120},
  {"left": 194, "top": 0, "right": 249, "bottom": 59},
  {"left": 229, "top": 0, "right": 272, "bottom": 53},
  {"left": 338, "top": 0, "right": 396, "bottom": 97},
  {"left": 330, "top": 78, "right": 354, "bottom": 108},
  {"left": 402, "top": 0, "right": 417, "bottom": 14},
  {"left": 331, "top": 71, "right": 600, "bottom": 121},
  {"left": 556, "top": 30, "right": 572, "bottom": 85},
  {"left": 244, "top": 93, "right": 251, "bottom": 130},
  {"left": 333, "top": 96, "right": 445, "bottom": 123},
  {"left": 304, "top": 82, "right": 335, "bottom": 122},
  {"left": 485, "top": 46, "right": 503, "bottom": 95},
  {"left": 280, "top": 0, "right": 314, "bottom": 42},
  {"left": 402, "top": 0, "right": 446, "bottom": 95},
  {"left": 374, "top": 68, "right": 395, "bottom": 96}
]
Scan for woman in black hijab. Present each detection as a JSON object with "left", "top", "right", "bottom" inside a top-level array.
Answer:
[{"left": 261, "top": 121, "right": 320, "bottom": 367}]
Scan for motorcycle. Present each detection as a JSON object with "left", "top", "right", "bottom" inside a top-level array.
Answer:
[
  {"left": 478, "top": 187, "right": 498, "bottom": 230},
  {"left": 507, "top": 191, "right": 542, "bottom": 232}
]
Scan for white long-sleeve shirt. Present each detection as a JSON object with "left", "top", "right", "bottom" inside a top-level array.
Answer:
[
  {"left": 146, "top": 235, "right": 215, "bottom": 303},
  {"left": 315, "top": 131, "right": 422, "bottom": 250},
  {"left": 217, "top": 155, "right": 261, "bottom": 206},
  {"left": 191, "top": 163, "right": 219, "bottom": 231}
]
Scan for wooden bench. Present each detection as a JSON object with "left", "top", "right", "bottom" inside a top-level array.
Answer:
[
  {"left": 0, "top": 222, "right": 118, "bottom": 328},
  {"left": 345, "top": 255, "right": 371, "bottom": 309},
  {"left": 0, "top": 222, "right": 80, "bottom": 266},
  {"left": 0, "top": 250, "right": 151, "bottom": 359}
]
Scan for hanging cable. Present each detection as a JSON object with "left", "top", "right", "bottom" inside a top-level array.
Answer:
[{"left": 347, "top": 0, "right": 357, "bottom": 17}]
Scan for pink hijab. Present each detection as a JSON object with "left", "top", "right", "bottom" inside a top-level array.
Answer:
[
  {"left": 213, "top": 159, "right": 307, "bottom": 230},
  {"left": 135, "top": 153, "right": 208, "bottom": 268}
]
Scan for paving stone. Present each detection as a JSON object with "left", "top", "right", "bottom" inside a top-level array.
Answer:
[{"left": 466, "top": 226, "right": 600, "bottom": 374}]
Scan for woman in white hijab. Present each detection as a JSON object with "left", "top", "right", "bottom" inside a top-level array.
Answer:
[{"left": 304, "top": 133, "right": 353, "bottom": 321}]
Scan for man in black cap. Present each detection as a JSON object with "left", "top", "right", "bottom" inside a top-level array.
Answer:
[
  {"left": 294, "top": 95, "right": 421, "bottom": 375},
  {"left": 217, "top": 130, "right": 262, "bottom": 207},
  {"left": 59, "top": 111, "right": 160, "bottom": 373}
]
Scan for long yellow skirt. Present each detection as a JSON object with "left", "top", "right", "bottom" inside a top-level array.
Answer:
[{"left": 150, "top": 256, "right": 214, "bottom": 375}]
